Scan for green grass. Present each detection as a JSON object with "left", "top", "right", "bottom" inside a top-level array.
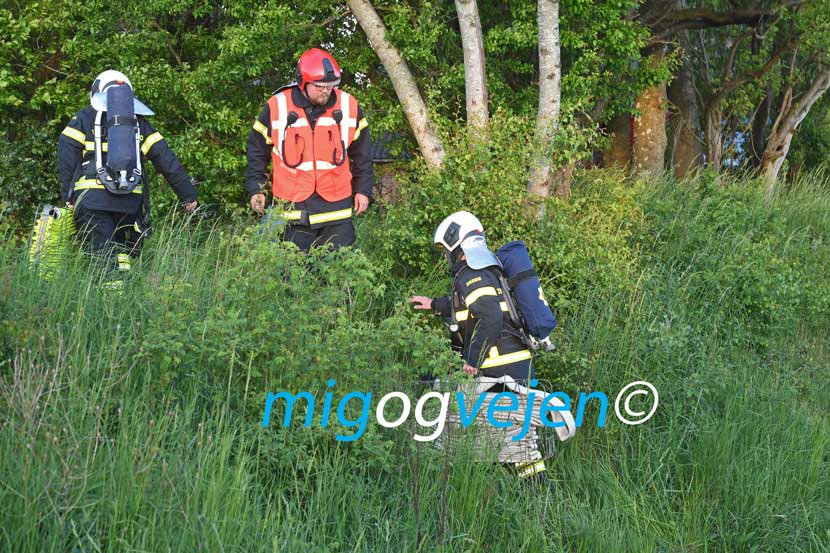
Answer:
[{"left": 1, "top": 172, "right": 828, "bottom": 552}]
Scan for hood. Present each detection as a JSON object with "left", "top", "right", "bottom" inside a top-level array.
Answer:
[{"left": 460, "top": 234, "right": 501, "bottom": 270}]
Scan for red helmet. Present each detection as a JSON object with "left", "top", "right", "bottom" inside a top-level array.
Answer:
[{"left": 296, "top": 48, "right": 342, "bottom": 89}]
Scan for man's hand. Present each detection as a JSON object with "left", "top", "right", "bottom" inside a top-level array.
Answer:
[
  {"left": 250, "top": 193, "right": 266, "bottom": 215},
  {"left": 409, "top": 296, "right": 433, "bottom": 310},
  {"left": 65, "top": 202, "right": 74, "bottom": 209},
  {"left": 183, "top": 200, "right": 198, "bottom": 213},
  {"left": 354, "top": 193, "right": 369, "bottom": 216},
  {"left": 462, "top": 363, "right": 478, "bottom": 376}
]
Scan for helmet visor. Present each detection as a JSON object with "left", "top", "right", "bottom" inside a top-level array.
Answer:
[{"left": 310, "top": 79, "right": 340, "bottom": 88}]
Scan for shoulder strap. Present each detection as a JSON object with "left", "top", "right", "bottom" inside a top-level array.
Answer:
[
  {"left": 507, "top": 268, "right": 537, "bottom": 289},
  {"left": 94, "top": 110, "right": 105, "bottom": 181},
  {"left": 134, "top": 119, "right": 143, "bottom": 178},
  {"left": 493, "top": 270, "right": 524, "bottom": 330}
]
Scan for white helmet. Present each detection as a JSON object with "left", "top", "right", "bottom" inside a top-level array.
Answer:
[
  {"left": 90, "top": 70, "right": 154, "bottom": 115},
  {"left": 434, "top": 210, "right": 483, "bottom": 252},
  {"left": 433, "top": 211, "right": 501, "bottom": 270}
]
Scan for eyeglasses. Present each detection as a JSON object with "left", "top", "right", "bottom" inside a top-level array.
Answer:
[{"left": 310, "top": 83, "right": 336, "bottom": 91}]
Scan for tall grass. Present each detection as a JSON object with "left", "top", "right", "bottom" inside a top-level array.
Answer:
[{"left": 1, "top": 172, "right": 828, "bottom": 552}]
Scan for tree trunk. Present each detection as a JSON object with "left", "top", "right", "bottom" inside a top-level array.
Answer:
[
  {"left": 762, "top": 67, "right": 830, "bottom": 193},
  {"left": 603, "top": 113, "right": 632, "bottom": 169},
  {"left": 552, "top": 163, "right": 574, "bottom": 199},
  {"left": 667, "top": 58, "right": 704, "bottom": 178},
  {"left": 347, "top": 0, "right": 446, "bottom": 170},
  {"left": 527, "top": 0, "right": 561, "bottom": 200},
  {"left": 632, "top": 49, "right": 668, "bottom": 177},
  {"left": 703, "top": 34, "right": 797, "bottom": 174},
  {"left": 454, "top": 0, "right": 489, "bottom": 132},
  {"left": 749, "top": 87, "right": 772, "bottom": 167},
  {"left": 704, "top": 104, "right": 723, "bottom": 171}
]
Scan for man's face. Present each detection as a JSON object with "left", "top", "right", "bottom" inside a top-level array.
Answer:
[{"left": 304, "top": 82, "right": 335, "bottom": 106}]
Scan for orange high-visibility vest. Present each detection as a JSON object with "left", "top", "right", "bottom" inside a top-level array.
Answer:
[{"left": 267, "top": 88, "right": 359, "bottom": 203}]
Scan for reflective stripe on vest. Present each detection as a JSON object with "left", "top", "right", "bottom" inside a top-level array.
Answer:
[
  {"left": 267, "top": 89, "right": 359, "bottom": 203},
  {"left": 85, "top": 142, "right": 108, "bottom": 152},
  {"left": 464, "top": 286, "right": 499, "bottom": 306},
  {"left": 455, "top": 301, "right": 508, "bottom": 322}
]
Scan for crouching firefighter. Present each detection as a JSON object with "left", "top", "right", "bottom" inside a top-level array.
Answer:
[
  {"left": 58, "top": 70, "right": 197, "bottom": 283},
  {"left": 410, "top": 211, "right": 575, "bottom": 484}
]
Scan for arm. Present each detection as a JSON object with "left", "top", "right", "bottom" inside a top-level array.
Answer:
[
  {"left": 409, "top": 295, "right": 451, "bottom": 317},
  {"left": 58, "top": 115, "right": 86, "bottom": 204},
  {"left": 458, "top": 271, "right": 504, "bottom": 370},
  {"left": 140, "top": 119, "right": 197, "bottom": 208},
  {"left": 246, "top": 104, "right": 272, "bottom": 214},
  {"left": 348, "top": 105, "right": 374, "bottom": 215}
]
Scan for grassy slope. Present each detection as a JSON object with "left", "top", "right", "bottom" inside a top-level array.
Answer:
[{"left": 0, "top": 173, "right": 828, "bottom": 552}]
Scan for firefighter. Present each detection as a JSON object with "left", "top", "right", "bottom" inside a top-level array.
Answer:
[
  {"left": 410, "top": 211, "right": 534, "bottom": 382},
  {"left": 58, "top": 70, "right": 197, "bottom": 281},
  {"left": 245, "top": 48, "right": 374, "bottom": 250},
  {"left": 410, "top": 211, "right": 550, "bottom": 482}
]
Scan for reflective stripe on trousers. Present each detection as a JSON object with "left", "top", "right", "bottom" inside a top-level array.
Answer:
[
  {"left": 480, "top": 346, "right": 532, "bottom": 369},
  {"left": 277, "top": 207, "right": 353, "bottom": 226}
]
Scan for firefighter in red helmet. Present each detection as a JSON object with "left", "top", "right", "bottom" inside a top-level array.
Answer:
[{"left": 245, "top": 48, "right": 375, "bottom": 250}]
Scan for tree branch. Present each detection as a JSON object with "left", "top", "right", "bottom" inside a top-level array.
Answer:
[
  {"left": 649, "top": 1, "right": 802, "bottom": 31},
  {"left": 723, "top": 27, "right": 754, "bottom": 82},
  {"left": 647, "top": 1, "right": 801, "bottom": 43},
  {"left": 705, "top": 32, "right": 799, "bottom": 115}
]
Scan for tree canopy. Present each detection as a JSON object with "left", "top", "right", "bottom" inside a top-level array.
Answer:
[{"left": 1, "top": 0, "right": 828, "bottom": 225}]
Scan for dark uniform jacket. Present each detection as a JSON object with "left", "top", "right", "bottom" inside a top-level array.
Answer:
[
  {"left": 432, "top": 262, "right": 534, "bottom": 382},
  {"left": 58, "top": 106, "right": 196, "bottom": 213},
  {"left": 244, "top": 86, "right": 374, "bottom": 220}
]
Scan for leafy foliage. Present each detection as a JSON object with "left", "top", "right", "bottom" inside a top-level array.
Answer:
[{"left": 0, "top": 0, "right": 664, "bottom": 228}]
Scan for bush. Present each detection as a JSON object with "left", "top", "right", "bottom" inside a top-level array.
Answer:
[{"left": 363, "top": 114, "right": 641, "bottom": 320}]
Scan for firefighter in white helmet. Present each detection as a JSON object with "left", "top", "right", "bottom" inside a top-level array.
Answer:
[
  {"left": 410, "top": 211, "right": 534, "bottom": 381},
  {"left": 58, "top": 70, "right": 197, "bottom": 281},
  {"left": 410, "top": 211, "right": 551, "bottom": 482}
]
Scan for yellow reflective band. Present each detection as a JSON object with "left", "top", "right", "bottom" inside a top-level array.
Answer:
[
  {"left": 352, "top": 118, "right": 368, "bottom": 141},
  {"left": 141, "top": 132, "right": 164, "bottom": 155},
  {"left": 480, "top": 349, "right": 532, "bottom": 369},
  {"left": 281, "top": 210, "right": 303, "bottom": 221},
  {"left": 84, "top": 142, "right": 108, "bottom": 152},
  {"left": 308, "top": 208, "right": 353, "bottom": 225},
  {"left": 253, "top": 121, "right": 273, "bottom": 144},
  {"left": 518, "top": 461, "right": 546, "bottom": 478},
  {"left": 102, "top": 279, "right": 124, "bottom": 291},
  {"left": 61, "top": 127, "right": 86, "bottom": 144},
  {"left": 455, "top": 302, "right": 506, "bottom": 323},
  {"left": 74, "top": 179, "right": 143, "bottom": 194},
  {"left": 117, "top": 253, "right": 131, "bottom": 271},
  {"left": 464, "top": 286, "right": 498, "bottom": 306}
]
